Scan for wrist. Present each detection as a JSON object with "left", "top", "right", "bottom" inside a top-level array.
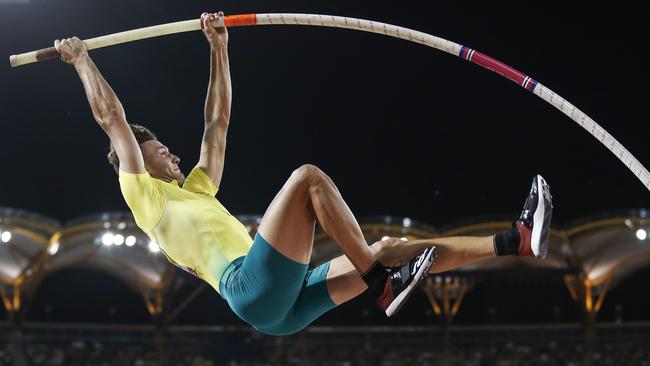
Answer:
[
  {"left": 210, "top": 42, "right": 228, "bottom": 52},
  {"left": 73, "top": 54, "right": 91, "bottom": 68}
]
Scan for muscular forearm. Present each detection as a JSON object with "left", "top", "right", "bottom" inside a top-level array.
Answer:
[
  {"left": 204, "top": 44, "right": 231, "bottom": 126},
  {"left": 74, "top": 56, "right": 126, "bottom": 127}
]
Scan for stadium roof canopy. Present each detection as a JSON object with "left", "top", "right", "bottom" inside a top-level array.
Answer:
[{"left": 1, "top": 207, "right": 649, "bottom": 317}]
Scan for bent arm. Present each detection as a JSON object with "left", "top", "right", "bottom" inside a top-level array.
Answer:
[{"left": 73, "top": 54, "right": 145, "bottom": 174}]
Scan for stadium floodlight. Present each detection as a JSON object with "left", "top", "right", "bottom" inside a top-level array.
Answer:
[
  {"left": 102, "top": 232, "right": 114, "bottom": 246},
  {"left": 48, "top": 241, "right": 60, "bottom": 255},
  {"left": 636, "top": 229, "right": 647, "bottom": 241},
  {"left": 148, "top": 241, "right": 160, "bottom": 253},
  {"left": 125, "top": 235, "right": 136, "bottom": 247},
  {"left": 1, "top": 231, "right": 11, "bottom": 243},
  {"left": 114, "top": 234, "right": 125, "bottom": 246}
]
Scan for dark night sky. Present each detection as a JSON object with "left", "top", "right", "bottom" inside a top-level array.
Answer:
[{"left": 1, "top": 0, "right": 649, "bottom": 227}]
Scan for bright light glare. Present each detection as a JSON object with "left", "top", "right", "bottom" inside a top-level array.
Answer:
[
  {"left": 125, "top": 236, "right": 136, "bottom": 247},
  {"left": 102, "top": 233, "right": 114, "bottom": 246},
  {"left": 636, "top": 229, "right": 647, "bottom": 240},
  {"left": 148, "top": 241, "right": 160, "bottom": 253},
  {"left": 1, "top": 231, "right": 12, "bottom": 243},
  {"left": 114, "top": 234, "right": 125, "bottom": 246},
  {"left": 48, "top": 242, "right": 60, "bottom": 255}
]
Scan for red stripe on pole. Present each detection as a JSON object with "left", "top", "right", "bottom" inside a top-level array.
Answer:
[{"left": 469, "top": 51, "right": 528, "bottom": 87}]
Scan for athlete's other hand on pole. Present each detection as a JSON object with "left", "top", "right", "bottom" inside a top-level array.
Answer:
[
  {"left": 54, "top": 37, "right": 88, "bottom": 65},
  {"left": 201, "top": 12, "right": 228, "bottom": 49}
]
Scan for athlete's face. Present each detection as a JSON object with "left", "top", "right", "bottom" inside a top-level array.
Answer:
[{"left": 141, "top": 140, "right": 185, "bottom": 185}]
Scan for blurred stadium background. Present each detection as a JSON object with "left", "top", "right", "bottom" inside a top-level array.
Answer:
[{"left": 2, "top": 208, "right": 650, "bottom": 365}]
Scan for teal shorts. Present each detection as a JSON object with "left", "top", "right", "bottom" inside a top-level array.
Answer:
[{"left": 219, "top": 234, "right": 337, "bottom": 335}]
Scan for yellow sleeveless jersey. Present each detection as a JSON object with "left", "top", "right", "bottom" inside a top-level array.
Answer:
[{"left": 119, "top": 167, "right": 253, "bottom": 293}]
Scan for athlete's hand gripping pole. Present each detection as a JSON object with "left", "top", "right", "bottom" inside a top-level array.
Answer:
[
  {"left": 8, "top": 14, "right": 256, "bottom": 67},
  {"left": 9, "top": 12, "right": 650, "bottom": 191}
]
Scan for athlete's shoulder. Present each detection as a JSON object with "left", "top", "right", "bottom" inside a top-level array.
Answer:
[{"left": 182, "top": 166, "right": 218, "bottom": 196}]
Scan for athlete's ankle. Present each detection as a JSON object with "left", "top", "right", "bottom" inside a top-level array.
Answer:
[{"left": 362, "top": 261, "right": 389, "bottom": 297}]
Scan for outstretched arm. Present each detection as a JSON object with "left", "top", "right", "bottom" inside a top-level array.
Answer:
[
  {"left": 55, "top": 37, "right": 144, "bottom": 174},
  {"left": 196, "top": 12, "right": 231, "bottom": 189}
]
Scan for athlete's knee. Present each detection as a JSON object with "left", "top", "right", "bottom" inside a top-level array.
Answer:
[
  {"left": 292, "top": 164, "right": 324, "bottom": 181},
  {"left": 291, "top": 164, "right": 332, "bottom": 193}
]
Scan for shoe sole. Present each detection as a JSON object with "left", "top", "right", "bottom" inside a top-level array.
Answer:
[
  {"left": 531, "top": 175, "right": 552, "bottom": 258},
  {"left": 385, "top": 247, "right": 435, "bottom": 317}
]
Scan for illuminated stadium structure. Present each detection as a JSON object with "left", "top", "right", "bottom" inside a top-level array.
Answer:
[
  {"left": 2, "top": 207, "right": 650, "bottom": 325},
  {"left": 2, "top": 208, "right": 650, "bottom": 365}
]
